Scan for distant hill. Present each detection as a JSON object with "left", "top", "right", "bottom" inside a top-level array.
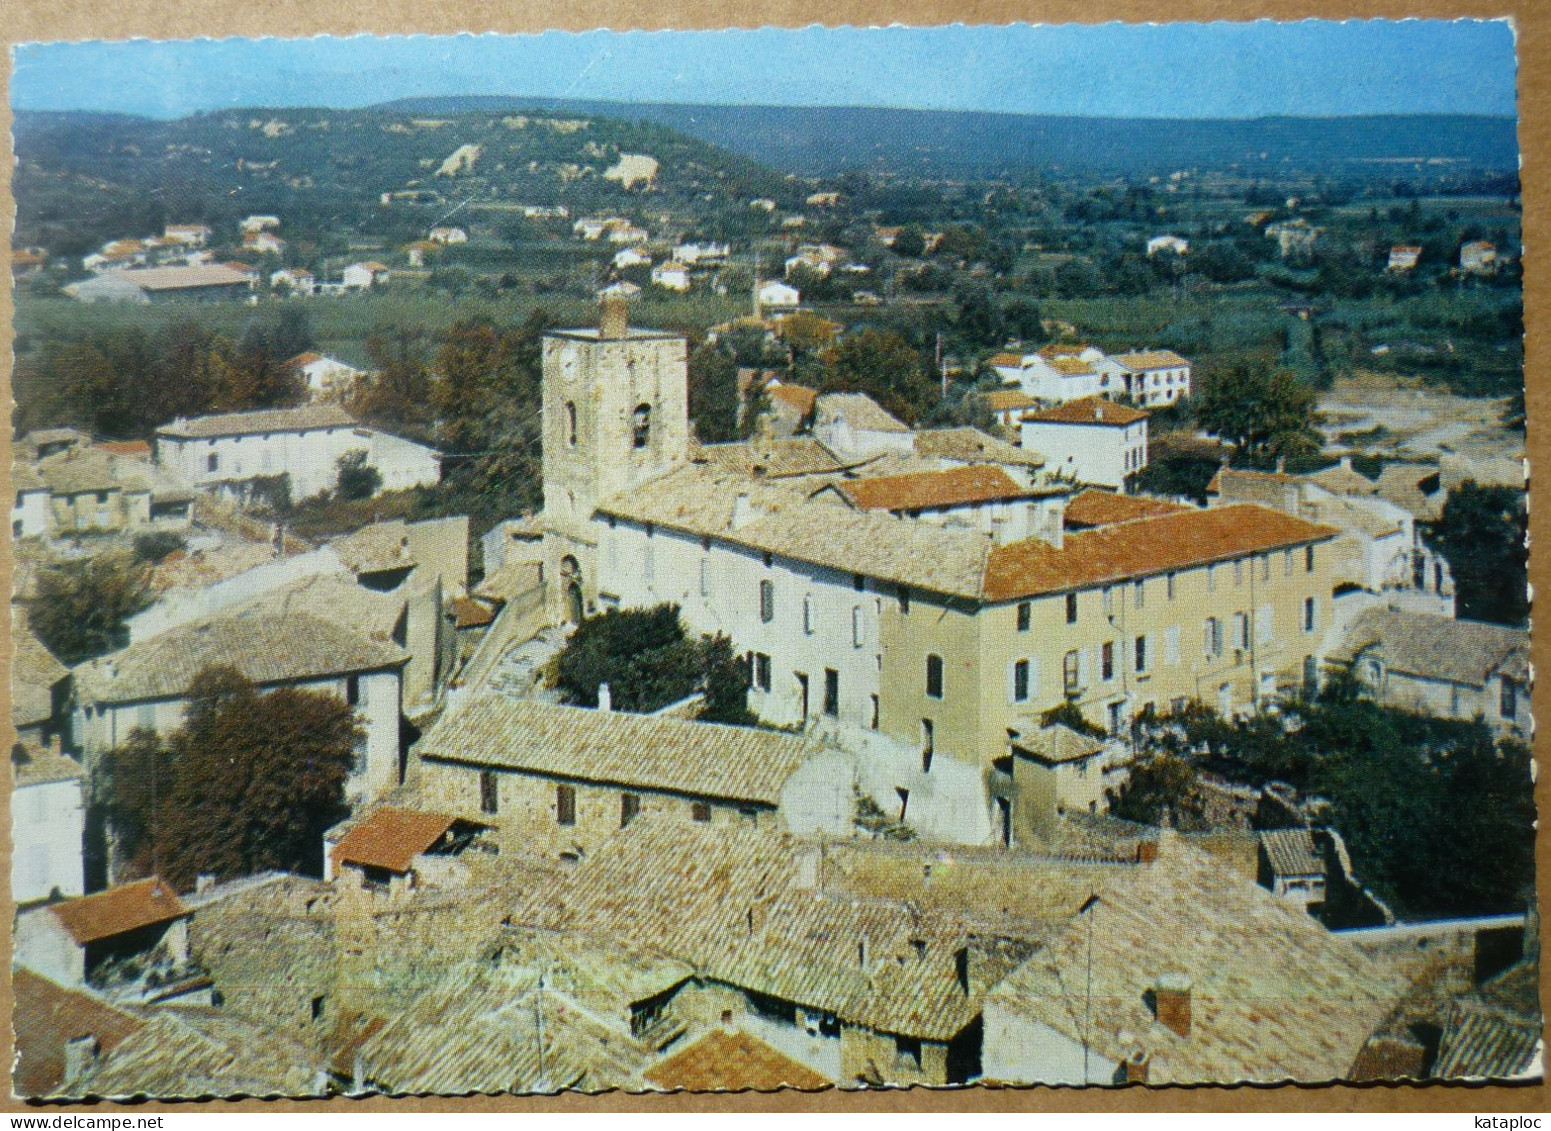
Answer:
[{"left": 376, "top": 96, "right": 1521, "bottom": 178}]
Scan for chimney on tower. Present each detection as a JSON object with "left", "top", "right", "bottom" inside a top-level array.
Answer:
[{"left": 599, "top": 294, "right": 629, "bottom": 340}]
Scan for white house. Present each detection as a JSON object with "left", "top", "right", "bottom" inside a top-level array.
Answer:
[
  {"left": 11, "top": 742, "right": 86, "bottom": 906},
  {"left": 154, "top": 405, "right": 441, "bottom": 502},
  {"left": 270, "top": 268, "right": 316, "bottom": 296},
  {"left": 1113, "top": 350, "right": 1191, "bottom": 407},
  {"left": 12, "top": 462, "right": 50, "bottom": 539},
  {"left": 240, "top": 215, "right": 281, "bottom": 234},
  {"left": 606, "top": 222, "right": 650, "bottom": 245},
  {"left": 428, "top": 226, "right": 468, "bottom": 245},
  {"left": 342, "top": 262, "right": 391, "bottom": 290},
  {"left": 73, "top": 596, "right": 410, "bottom": 803},
  {"left": 243, "top": 232, "right": 286, "bottom": 256},
  {"left": 812, "top": 393, "right": 914, "bottom": 460},
  {"left": 673, "top": 242, "right": 729, "bottom": 265},
  {"left": 1460, "top": 240, "right": 1499, "bottom": 274},
  {"left": 994, "top": 345, "right": 1189, "bottom": 407},
  {"left": 1020, "top": 396, "right": 1149, "bottom": 490},
  {"left": 163, "top": 224, "right": 211, "bottom": 248},
  {"left": 613, "top": 247, "right": 652, "bottom": 270},
  {"left": 288, "top": 352, "right": 364, "bottom": 402},
  {"left": 573, "top": 217, "right": 610, "bottom": 240},
  {"left": 1146, "top": 235, "right": 1189, "bottom": 257},
  {"left": 599, "top": 281, "right": 642, "bottom": 299},
  {"left": 651, "top": 261, "right": 692, "bottom": 292},
  {"left": 757, "top": 280, "right": 801, "bottom": 311},
  {"left": 1387, "top": 246, "right": 1423, "bottom": 272}
]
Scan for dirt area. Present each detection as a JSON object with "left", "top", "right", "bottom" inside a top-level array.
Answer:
[{"left": 1318, "top": 369, "right": 1521, "bottom": 465}]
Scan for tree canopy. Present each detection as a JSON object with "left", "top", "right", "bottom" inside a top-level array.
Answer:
[
  {"left": 98, "top": 667, "right": 361, "bottom": 888},
  {"left": 28, "top": 552, "right": 153, "bottom": 665},
  {"left": 1194, "top": 364, "right": 1322, "bottom": 465},
  {"left": 1426, "top": 481, "right": 1529, "bottom": 627}
]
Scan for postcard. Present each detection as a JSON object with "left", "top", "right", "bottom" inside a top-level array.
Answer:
[{"left": 5, "top": 18, "right": 1539, "bottom": 1104}]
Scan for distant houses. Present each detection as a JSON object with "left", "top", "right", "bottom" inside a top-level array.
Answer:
[
  {"left": 1387, "top": 246, "right": 1422, "bottom": 272},
  {"left": 65, "top": 265, "right": 254, "bottom": 305},
  {"left": 993, "top": 345, "right": 1190, "bottom": 408}
]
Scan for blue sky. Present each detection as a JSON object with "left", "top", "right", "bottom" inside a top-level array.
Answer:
[{"left": 12, "top": 20, "right": 1518, "bottom": 120}]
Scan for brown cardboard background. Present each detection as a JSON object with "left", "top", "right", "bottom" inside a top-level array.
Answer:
[{"left": 0, "top": 0, "right": 1545, "bottom": 1114}]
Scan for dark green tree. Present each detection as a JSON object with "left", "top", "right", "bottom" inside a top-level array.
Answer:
[
  {"left": 28, "top": 553, "right": 153, "bottom": 664},
  {"left": 687, "top": 342, "right": 743, "bottom": 444},
  {"left": 335, "top": 451, "right": 382, "bottom": 501},
  {"left": 1426, "top": 481, "right": 1529, "bottom": 626},
  {"left": 1194, "top": 364, "right": 1321, "bottom": 465}
]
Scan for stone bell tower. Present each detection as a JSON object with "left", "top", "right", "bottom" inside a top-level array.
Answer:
[{"left": 540, "top": 295, "right": 689, "bottom": 622}]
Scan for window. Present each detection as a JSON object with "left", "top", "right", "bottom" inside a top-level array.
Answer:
[
  {"left": 207, "top": 452, "right": 219, "bottom": 473},
  {"left": 1260, "top": 555, "right": 1271, "bottom": 583},
  {"left": 691, "top": 801, "right": 712, "bottom": 823},
  {"left": 925, "top": 654, "right": 944, "bottom": 699},
  {"left": 1302, "top": 655, "right": 1319, "bottom": 699},
  {"left": 1108, "top": 701, "right": 1125, "bottom": 736},
  {"left": 895, "top": 1035, "right": 923, "bottom": 1070},
  {"left": 632, "top": 404, "right": 652, "bottom": 449},
  {"left": 1501, "top": 677, "right": 1519, "bottom": 719},
  {"left": 1101, "top": 641, "right": 1115, "bottom": 681},
  {"left": 803, "top": 594, "right": 814, "bottom": 635},
  {"left": 312, "top": 995, "right": 327, "bottom": 1021},
  {"left": 1133, "top": 579, "right": 1145, "bottom": 609},
  {"left": 1064, "top": 650, "right": 1081, "bottom": 693},
  {"left": 1065, "top": 592, "right": 1078, "bottom": 624},
  {"left": 870, "top": 694, "right": 880, "bottom": 730},
  {"left": 1305, "top": 545, "right": 1316, "bottom": 573},
  {"left": 621, "top": 793, "right": 641, "bottom": 828},
  {"left": 1257, "top": 604, "right": 1274, "bottom": 644},
  {"left": 921, "top": 720, "right": 934, "bottom": 772},
  {"left": 852, "top": 606, "right": 865, "bottom": 647},
  {"left": 699, "top": 558, "right": 710, "bottom": 598},
  {"left": 753, "top": 653, "right": 772, "bottom": 692},
  {"left": 759, "top": 579, "right": 775, "bottom": 623},
  {"left": 565, "top": 401, "right": 578, "bottom": 446},
  {"left": 557, "top": 784, "right": 576, "bottom": 826},
  {"left": 763, "top": 551, "right": 774, "bottom": 568},
  {"left": 1303, "top": 597, "right": 1316, "bottom": 633},
  {"left": 1012, "top": 659, "right": 1030, "bottom": 703},
  {"left": 823, "top": 668, "right": 839, "bottom": 717},
  {"left": 1017, "top": 602, "right": 1031, "bottom": 632},
  {"left": 1163, "top": 571, "right": 1177, "bottom": 601},
  {"left": 1233, "top": 612, "right": 1250, "bottom": 651},
  {"left": 480, "top": 771, "right": 499, "bottom": 815},
  {"left": 1134, "top": 635, "right": 1148, "bottom": 674},
  {"left": 1205, "top": 617, "right": 1223, "bottom": 657}
]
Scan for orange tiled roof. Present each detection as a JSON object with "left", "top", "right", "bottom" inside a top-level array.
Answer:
[
  {"left": 12, "top": 969, "right": 145, "bottom": 1097},
  {"left": 1063, "top": 489, "right": 1191, "bottom": 528},
  {"left": 1022, "top": 396, "right": 1148, "bottom": 427},
  {"left": 94, "top": 440, "right": 152, "bottom": 458},
  {"left": 767, "top": 383, "right": 818, "bottom": 415},
  {"left": 1048, "top": 357, "right": 1096, "bottom": 376},
  {"left": 839, "top": 464, "right": 1029, "bottom": 513},
  {"left": 984, "top": 503, "right": 1338, "bottom": 600},
  {"left": 644, "top": 1028, "right": 831, "bottom": 1091},
  {"left": 330, "top": 808, "right": 458, "bottom": 876},
  {"left": 49, "top": 878, "right": 188, "bottom": 945},
  {"left": 289, "top": 351, "right": 325, "bottom": 367},
  {"left": 990, "top": 352, "right": 1026, "bottom": 368},
  {"left": 450, "top": 596, "right": 497, "bottom": 629},
  {"left": 981, "top": 389, "right": 1038, "bottom": 412},
  {"left": 1205, "top": 466, "right": 1300, "bottom": 495},
  {"left": 1115, "top": 349, "right": 1189, "bottom": 371},
  {"left": 1038, "top": 343, "right": 1088, "bottom": 358}
]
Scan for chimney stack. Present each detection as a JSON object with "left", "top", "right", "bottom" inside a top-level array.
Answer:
[
  {"left": 1124, "top": 1046, "right": 1151, "bottom": 1084},
  {"left": 597, "top": 683, "right": 612, "bottom": 713},
  {"left": 599, "top": 294, "right": 629, "bottom": 340},
  {"left": 1153, "top": 973, "right": 1192, "bottom": 1038}
]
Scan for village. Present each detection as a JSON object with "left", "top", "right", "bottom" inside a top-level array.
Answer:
[{"left": 5, "top": 50, "right": 1538, "bottom": 1100}]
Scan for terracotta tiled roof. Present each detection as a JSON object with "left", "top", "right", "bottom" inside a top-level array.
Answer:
[
  {"left": 838, "top": 465, "right": 1030, "bottom": 513},
  {"left": 1328, "top": 607, "right": 1529, "bottom": 688},
  {"left": 13, "top": 743, "right": 85, "bottom": 788},
  {"left": 330, "top": 808, "right": 459, "bottom": 875},
  {"left": 766, "top": 382, "right": 819, "bottom": 415},
  {"left": 914, "top": 427, "right": 1045, "bottom": 469},
  {"left": 1206, "top": 467, "right": 1301, "bottom": 495},
  {"left": 109, "top": 265, "right": 253, "bottom": 291},
  {"left": 1260, "top": 828, "right": 1322, "bottom": 879},
  {"left": 450, "top": 596, "right": 497, "bottom": 629},
  {"left": 1048, "top": 356, "right": 1096, "bottom": 376},
  {"left": 981, "top": 389, "right": 1038, "bottom": 413},
  {"left": 645, "top": 1028, "right": 831, "bottom": 1090},
  {"left": 1013, "top": 723, "right": 1107, "bottom": 766},
  {"left": 12, "top": 969, "right": 145, "bottom": 1098},
  {"left": 1038, "top": 344, "right": 1088, "bottom": 358},
  {"left": 420, "top": 696, "right": 814, "bottom": 806},
  {"left": 697, "top": 437, "right": 861, "bottom": 479},
  {"left": 814, "top": 392, "right": 910, "bottom": 434},
  {"left": 49, "top": 877, "right": 189, "bottom": 945},
  {"left": 1022, "top": 396, "right": 1148, "bottom": 428},
  {"left": 157, "top": 405, "right": 356, "bottom": 440},
  {"left": 12, "top": 608, "right": 69, "bottom": 729},
  {"left": 94, "top": 440, "right": 152, "bottom": 458},
  {"left": 984, "top": 504, "right": 1338, "bottom": 601},
  {"left": 990, "top": 352, "right": 1026, "bottom": 368},
  {"left": 1115, "top": 349, "right": 1189, "bottom": 371},
  {"left": 288, "top": 351, "right": 325, "bottom": 367},
  {"left": 356, "top": 261, "right": 391, "bottom": 273},
  {"left": 1063, "top": 489, "right": 1191, "bottom": 528}
]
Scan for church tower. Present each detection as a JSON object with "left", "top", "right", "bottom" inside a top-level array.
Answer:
[{"left": 541, "top": 295, "right": 689, "bottom": 622}]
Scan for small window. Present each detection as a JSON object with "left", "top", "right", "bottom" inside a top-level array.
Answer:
[
  {"left": 691, "top": 801, "right": 712, "bottom": 823},
  {"left": 1012, "top": 659, "right": 1030, "bottom": 703},
  {"left": 1133, "top": 580, "right": 1145, "bottom": 609},
  {"left": 1207, "top": 564, "right": 1217, "bottom": 592},
  {"left": 207, "top": 453, "right": 220, "bottom": 473},
  {"left": 920, "top": 720, "right": 934, "bottom": 772},
  {"left": 1305, "top": 545, "right": 1316, "bottom": 573},
  {"left": 557, "top": 784, "right": 576, "bottom": 826},
  {"left": 346, "top": 674, "right": 360, "bottom": 706},
  {"left": 480, "top": 771, "right": 499, "bottom": 815},
  {"left": 895, "top": 1035, "right": 923, "bottom": 1070},
  {"left": 311, "top": 995, "right": 327, "bottom": 1021},
  {"left": 1234, "top": 559, "right": 1244, "bottom": 586},
  {"left": 1166, "top": 572, "right": 1176, "bottom": 600},
  {"left": 870, "top": 694, "right": 880, "bottom": 730},
  {"left": 1205, "top": 617, "right": 1222, "bottom": 657},
  {"left": 823, "top": 668, "right": 840, "bottom": 716},
  {"left": 753, "top": 653, "right": 772, "bottom": 692},
  {"left": 1134, "top": 634, "right": 1147, "bottom": 674},
  {"left": 763, "top": 551, "right": 774, "bottom": 568},
  {"left": 632, "top": 403, "right": 652, "bottom": 449},
  {"left": 1016, "top": 602, "right": 1031, "bottom": 632},
  {"left": 1064, "top": 650, "right": 1080, "bottom": 693},
  {"left": 925, "top": 654, "right": 944, "bottom": 699},
  {"left": 565, "top": 401, "right": 578, "bottom": 446},
  {"left": 621, "top": 793, "right": 641, "bottom": 828},
  {"left": 1101, "top": 641, "right": 1114, "bottom": 681},
  {"left": 1065, "top": 592, "right": 1078, "bottom": 624},
  {"left": 1234, "top": 612, "right": 1250, "bottom": 650},
  {"left": 803, "top": 594, "right": 815, "bottom": 635},
  {"left": 852, "top": 605, "right": 865, "bottom": 648},
  {"left": 853, "top": 573, "right": 866, "bottom": 592},
  {"left": 759, "top": 579, "right": 775, "bottom": 623},
  {"left": 1284, "top": 549, "right": 1294, "bottom": 576},
  {"left": 897, "top": 585, "right": 911, "bottom": 615},
  {"left": 1303, "top": 597, "right": 1316, "bottom": 632},
  {"left": 1260, "top": 555, "right": 1271, "bottom": 582}
]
